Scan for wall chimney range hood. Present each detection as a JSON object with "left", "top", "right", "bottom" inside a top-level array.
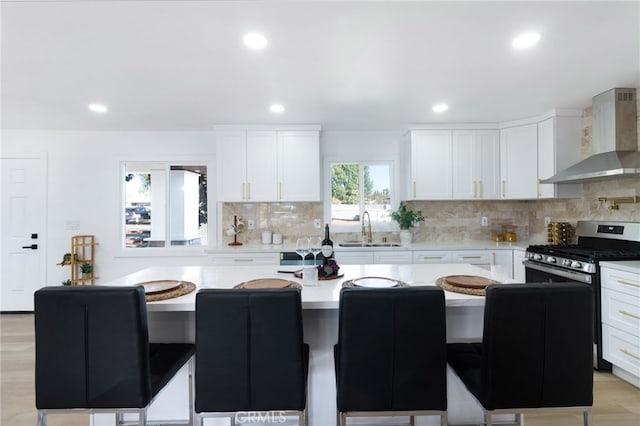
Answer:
[{"left": 541, "top": 88, "right": 639, "bottom": 184}]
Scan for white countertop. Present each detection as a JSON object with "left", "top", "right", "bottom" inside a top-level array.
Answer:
[
  {"left": 205, "top": 240, "right": 529, "bottom": 253},
  {"left": 102, "top": 264, "right": 500, "bottom": 311},
  {"left": 600, "top": 260, "right": 640, "bottom": 274}
]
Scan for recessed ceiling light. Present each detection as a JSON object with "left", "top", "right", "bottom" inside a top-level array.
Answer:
[
  {"left": 512, "top": 32, "right": 541, "bottom": 49},
  {"left": 270, "top": 104, "right": 285, "bottom": 113},
  {"left": 432, "top": 104, "right": 448, "bottom": 113},
  {"left": 88, "top": 103, "right": 108, "bottom": 113},
  {"left": 243, "top": 32, "right": 268, "bottom": 49}
]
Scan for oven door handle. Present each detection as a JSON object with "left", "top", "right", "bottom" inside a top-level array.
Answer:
[{"left": 523, "top": 260, "right": 592, "bottom": 284}]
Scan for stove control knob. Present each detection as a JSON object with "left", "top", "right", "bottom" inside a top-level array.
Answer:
[
  {"left": 533, "top": 254, "right": 543, "bottom": 261},
  {"left": 562, "top": 259, "right": 572, "bottom": 266},
  {"left": 547, "top": 256, "right": 557, "bottom": 263},
  {"left": 571, "top": 261, "right": 582, "bottom": 269}
]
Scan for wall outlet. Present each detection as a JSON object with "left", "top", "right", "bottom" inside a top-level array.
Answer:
[
  {"left": 481, "top": 216, "right": 488, "bottom": 227},
  {"left": 544, "top": 217, "right": 551, "bottom": 226},
  {"left": 313, "top": 219, "right": 321, "bottom": 229},
  {"left": 247, "top": 219, "right": 255, "bottom": 230}
]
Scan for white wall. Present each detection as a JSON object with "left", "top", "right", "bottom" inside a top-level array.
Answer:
[{"left": 2, "top": 130, "right": 215, "bottom": 286}]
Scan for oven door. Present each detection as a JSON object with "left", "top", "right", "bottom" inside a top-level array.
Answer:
[{"left": 523, "top": 260, "right": 593, "bottom": 284}]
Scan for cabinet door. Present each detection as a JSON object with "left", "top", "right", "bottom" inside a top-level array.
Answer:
[
  {"left": 452, "top": 131, "right": 476, "bottom": 199},
  {"left": 452, "top": 130, "right": 500, "bottom": 200},
  {"left": 500, "top": 124, "right": 538, "bottom": 199},
  {"left": 410, "top": 131, "right": 452, "bottom": 199},
  {"left": 477, "top": 131, "right": 500, "bottom": 199},
  {"left": 512, "top": 249, "right": 526, "bottom": 282},
  {"left": 216, "top": 131, "right": 247, "bottom": 201},
  {"left": 246, "top": 131, "right": 278, "bottom": 201},
  {"left": 537, "top": 118, "right": 556, "bottom": 198},
  {"left": 277, "top": 131, "right": 320, "bottom": 201}
]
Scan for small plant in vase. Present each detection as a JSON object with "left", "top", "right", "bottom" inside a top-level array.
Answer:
[
  {"left": 391, "top": 202, "right": 425, "bottom": 245},
  {"left": 80, "top": 263, "right": 93, "bottom": 279}
]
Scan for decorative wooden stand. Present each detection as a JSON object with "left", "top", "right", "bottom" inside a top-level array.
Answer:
[
  {"left": 228, "top": 215, "right": 243, "bottom": 246},
  {"left": 70, "top": 235, "right": 98, "bottom": 285}
]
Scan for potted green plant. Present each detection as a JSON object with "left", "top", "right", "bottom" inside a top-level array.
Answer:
[
  {"left": 391, "top": 202, "right": 425, "bottom": 245},
  {"left": 80, "top": 263, "right": 93, "bottom": 279}
]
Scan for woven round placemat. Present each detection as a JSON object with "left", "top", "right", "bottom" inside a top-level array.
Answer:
[
  {"left": 435, "top": 277, "right": 499, "bottom": 296},
  {"left": 342, "top": 277, "right": 408, "bottom": 288},
  {"left": 145, "top": 281, "right": 196, "bottom": 302},
  {"left": 234, "top": 278, "right": 302, "bottom": 289}
]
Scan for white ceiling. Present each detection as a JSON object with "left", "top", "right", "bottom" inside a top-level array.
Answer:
[{"left": 2, "top": 1, "right": 639, "bottom": 131}]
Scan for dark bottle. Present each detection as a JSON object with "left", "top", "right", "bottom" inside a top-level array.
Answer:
[{"left": 321, "top": 224, "right": 334, "bottom": 265}]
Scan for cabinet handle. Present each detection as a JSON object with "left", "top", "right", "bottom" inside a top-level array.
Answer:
[
  {"left": 473, "top": 181, "right": 477, "bottom": 198},
  {"left": 247, "top": 183, "right": 251, "bottom": 200},
  {"left": 479, "top": 181, "right": 483, "bottom": 198},
  {"left": 537, "top": 178, "right": 541, "bottom": 197},
  {"left": 422, "top": 256, "right": 445, "bottom": 260},
  {"left": 233, "top": 258, "right": 254, "bottom": 262},
  {"left": 413, "top": 181, "right": 416, "bottom": 198},
  {"left": 242, "top": 183, "right": 246, "bottom": 200},
  {"left": 279, "top": 182, "right": 282, "bottom": 200},
  {"left": 618, "top": 309, "right": 640, "bottom": 320},
  {"left": 618, "top": 279, "right": 640, "bottom": 288},
  {"left": 492, "top": 252, "right": 496, "bottom": 265},
  {"left": 620, "top": 348, "right": 640, "bottom": 361},
  {"left": 501, "top": 180, "right": 506, "bottom": 198},
  {"left": 461, "top": 256, "right": 482, "bottom": 259}
]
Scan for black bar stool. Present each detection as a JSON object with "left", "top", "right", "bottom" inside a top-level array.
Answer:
[
  {"left": 194, "top": 288, "right": 309, "bottom": 425},
  {"left": 34, "top": 286, "right": 195, "bottom": 426},
  {"left": 335, "top": 286, "right": 448, "bottom": 426},
  {"left": 448, "top": 282, "right": 594, "bottom": 426}
]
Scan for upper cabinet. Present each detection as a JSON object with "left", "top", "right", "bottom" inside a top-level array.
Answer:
[
  {"left": 216, "top": 126, "right": 321, "bottom": 202},
  {"left": 407, "top": 130, "right": 453, "bottom": 199},
  {"left": 537, "top": 115, "right": 582, "bottom": 199},
  {"left": 499, "top": 112, "right": 582, "bottom": 200},
  {"left": 499, "top": 123, "right": 539, "bottom": 199},
  {"left": 277, "top": 131, "right": 320, "bottom": 201},
  {"left": 452, "top": 130, "right": 500, "bottom": 199}
]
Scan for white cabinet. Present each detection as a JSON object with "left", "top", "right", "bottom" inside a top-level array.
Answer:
[
  {"left": 512, "top": 248, "right": 526, "bottom": 282},
  {"left": 277, "top": 131, "right": 320, "bottom": 201},
  {"left": 500, "top": 123, "right": 538, "bottom": 199},
  {"left": 216, "top": 127, "right": 320, "bottom": 202},
  {"left": 601, "top": 265, "right": 640, "bottom": 387},
  {"left": 452, "top": 130, "right": 500, "bottom": 199},
  {"left": 374, "top": 250, "right": 412, "bottom": 264},
  {"left": 537, "top": 116, "right": 582, "bottom": 199},
  {"left": 408, "top": 130, "right": 453, "bottom": 199},
  {"left": 216, "top": 130, "right": 278, "bottom": 201},
  {"left": 209, "top": 252, "right": 280, "bottom": 265}
]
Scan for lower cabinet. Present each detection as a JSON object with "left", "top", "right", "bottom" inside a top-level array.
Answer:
[
  {"left": 209, "top": 252, "right": 280, "bottom": 265},
  {"left": 601, "top": 265, "right": 640, "bottom": 387}
]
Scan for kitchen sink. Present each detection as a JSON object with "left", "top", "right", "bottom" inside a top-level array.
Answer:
[{"left": 338, "top": 241, "right": 402, "bottom": 248}]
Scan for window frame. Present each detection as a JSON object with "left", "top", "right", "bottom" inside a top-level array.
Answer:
[
  {"left": 324, "top": 160, "right": 396, "bottom": 233},
  {"left": 118, "top": 159, "right": 214, "bottom": 256}
]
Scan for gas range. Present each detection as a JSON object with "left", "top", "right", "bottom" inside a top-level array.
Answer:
[{"left": 526, "top": 221, "right": 640, "bottom": 275}]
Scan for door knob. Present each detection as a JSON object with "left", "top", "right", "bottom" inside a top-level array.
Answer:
[{"left": 22, "top": 244, "right": 38, "bottom": 249}]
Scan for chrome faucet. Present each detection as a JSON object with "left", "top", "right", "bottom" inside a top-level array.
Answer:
[{"left": 361, "top": 210, "right": 372, "bottom": 243}]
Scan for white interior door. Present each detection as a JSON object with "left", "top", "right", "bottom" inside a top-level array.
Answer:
[{"left": 1, "top": 157, "right": 46, "bottom": 311}]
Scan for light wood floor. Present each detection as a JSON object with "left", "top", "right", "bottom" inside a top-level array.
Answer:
[{"left": 2, "top": 313, "right": 639, "bottom": 426}]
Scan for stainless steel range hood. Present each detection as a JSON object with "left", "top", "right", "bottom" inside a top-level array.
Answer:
[{"left": 541, "top": 88, "right": 639, "bottom": 184}]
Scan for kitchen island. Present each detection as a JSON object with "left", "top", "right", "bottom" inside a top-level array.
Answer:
[{"left": 96, "top": 264, "right": 509, "bottom": 426}]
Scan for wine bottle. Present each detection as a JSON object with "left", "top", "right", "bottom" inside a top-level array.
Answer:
[{"left": 321, "top": 224, "right": 334, "bottom": 265}]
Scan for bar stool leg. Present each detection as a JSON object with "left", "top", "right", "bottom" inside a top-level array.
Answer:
[
  {"left": 484, "top": 412, "right": 493, "bottom": 426},
  {"left": 441, "top": 412, "right": 448, "bottom": 426},
  {"left": 583, "top": 410, "right": 592, "bottom": 426},
  {"left": 37, "top": 411, "right": 46, "bottom": 426},
  {"left": 410, "top": 415, "right": 415, "bottom": 426}
]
